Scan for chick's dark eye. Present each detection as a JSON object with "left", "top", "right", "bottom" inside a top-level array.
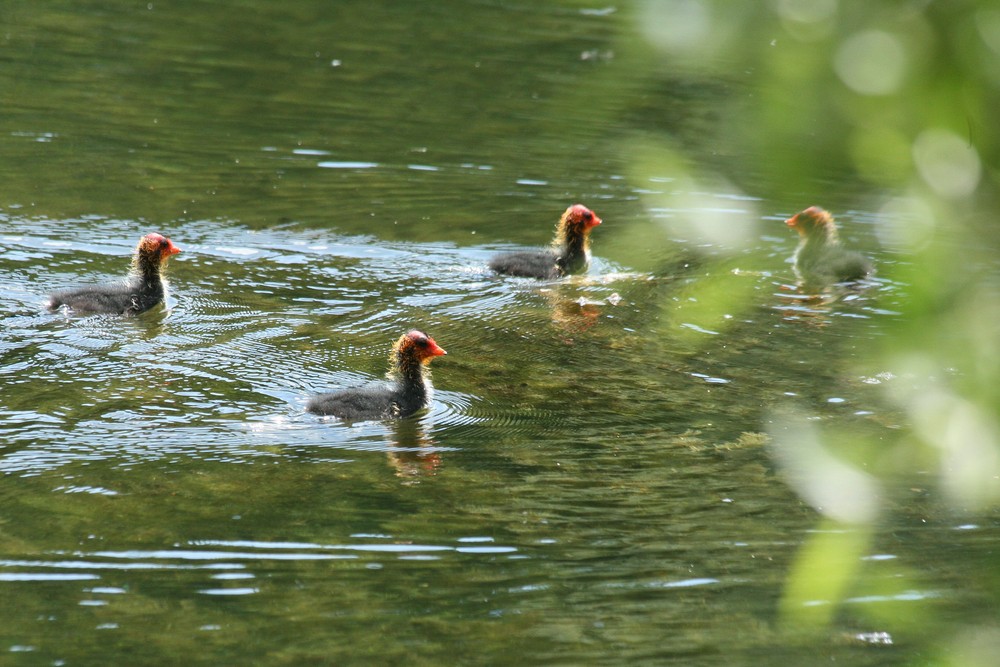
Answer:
[{"left": 582, "top": 212, "right": 592, "bottom": 221}]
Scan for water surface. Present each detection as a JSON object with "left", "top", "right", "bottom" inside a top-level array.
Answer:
[{"left": 0, "top": 2, "right": 991, "bottom": 665}]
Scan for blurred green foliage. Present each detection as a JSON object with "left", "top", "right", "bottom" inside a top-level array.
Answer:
[{"left": 617, "top": 0, "right": 1000, "bottom": 660}]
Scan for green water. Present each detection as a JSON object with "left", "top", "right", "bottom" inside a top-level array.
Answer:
[{"left": 2, "top": 2, "right": 998, "bottom": 665}]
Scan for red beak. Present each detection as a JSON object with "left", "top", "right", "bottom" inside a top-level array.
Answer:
[
  {"left": 165, "top": 238, "right": 181, "bottom": 255},
  {"left": 588, "top": 214, "right": 603, "bottom": 228},
  {"left": 426, "top": 338, "right": 447, "bottom": 357}
]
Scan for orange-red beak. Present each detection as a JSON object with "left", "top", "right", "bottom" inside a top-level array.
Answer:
[
  {"left": 426, "top": 338, "right": 447, "bottom": 357},
  {"left": 587, "top": 213, "right": 603, "bottom": 228},
  {"left": 165, "top": 238, "right": 181, "bottom": 255}
]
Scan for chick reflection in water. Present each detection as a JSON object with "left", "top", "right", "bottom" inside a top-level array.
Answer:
[
  {"left": 385, "top": 418, "right": 442, "bottom": 482},
  {"left": 544, "top": 291, "right": 621, "bottom": 336},
  {"left": 546, "top": 295, "right": 605, "bottom": 334}
]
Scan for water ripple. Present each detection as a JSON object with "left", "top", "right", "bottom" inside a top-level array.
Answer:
[{"left": 0, "top": 214, "right": 900, "bottom": 475}]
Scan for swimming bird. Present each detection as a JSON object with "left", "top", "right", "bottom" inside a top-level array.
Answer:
[
  {"left": 307, "top": 330, "right": 447, "bottom": 421},
  {"left": 489, "top": 204, "right": 602, "bottom": 279},
  {"left": 785, "top": 206, "right": 872, "bottom": 291},
  {"left": 48, "top": 232, "right": 181, "bottom": 315}
]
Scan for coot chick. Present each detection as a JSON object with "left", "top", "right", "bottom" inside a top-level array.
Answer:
[
  {"left": 489, "top": 204, "right": 602, "bottom": 279},
  {"left": 785, "top": 207, "right": 872, "bottom": 291},
  {"left": 307, "top": 330, "right": 447, "bottom": 421},
  {"left": 48, "top": 233, "right": 181, "bottom": 315}
]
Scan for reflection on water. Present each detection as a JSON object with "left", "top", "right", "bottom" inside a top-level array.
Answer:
[
  {"left": 385, "top": 418, "right": 444, "bottom": 482},
  {"left": 774, "top": 279, "right": 895, "bottom": 324}
]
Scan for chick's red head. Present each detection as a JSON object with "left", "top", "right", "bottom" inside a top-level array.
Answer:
[
  {"left": 140, "top": 233, "right": 182, "bottom": 258},
  {"left": 402, "top": 330, "right": 447, "bottom": 362},
  {"left": 564, "top": 204, "right": 602, "bottom": 230}
]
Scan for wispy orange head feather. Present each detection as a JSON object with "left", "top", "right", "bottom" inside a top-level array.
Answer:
[{"left": 785, "top": 206, "right": 837, "bottom": 239}]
